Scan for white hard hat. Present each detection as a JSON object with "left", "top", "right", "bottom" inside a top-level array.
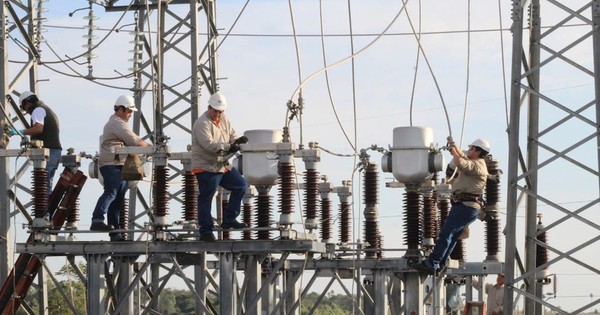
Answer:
[
  {"left": 19, "top": 91, "right": 36, "bottom": 106},
  {"left": 114, "top": 95, "right": 137, "bottom": 111},
  {"left": 470, "top": 138, "right": 491, "bottom": 153},
  {"left": 208, "top": 92, "right": 227, "bottom": 111}
]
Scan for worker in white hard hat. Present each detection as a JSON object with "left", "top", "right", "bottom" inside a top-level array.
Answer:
[
  {"left": 90, "top": 95, "right": 150, "bottom": 240},
  {"left": 9, "top": 91, "right": 62, "bottom": 200},
  {"left": 414, "top": 136, "right": 490, "bottom": 275},
  {"left": 191, "top": 92, "right": 249, "bottom": 241}
]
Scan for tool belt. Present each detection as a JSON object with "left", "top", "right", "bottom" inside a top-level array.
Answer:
[{"left": 452, "top": 192, "right": 484, "bottom": 205}]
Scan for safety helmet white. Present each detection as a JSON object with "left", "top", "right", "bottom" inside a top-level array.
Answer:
[
  {"left": 208, "top": 92, "right": 227, "bottom": 111},
  {"left": 114, "top": 95, "right": 137, "bottom": 111},
  {"left": 19, "top": 91, "right": 36, "bottom": 106},
  {"left": 470, "top": 138, "right": 491, "bottom": 153}
]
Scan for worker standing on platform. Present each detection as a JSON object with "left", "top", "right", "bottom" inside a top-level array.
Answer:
[
  {"left": 414, "top": 136, "right": 490, "bottom": 274},
  {"left": 473, "top": 274, "right": 505, "bottom": 315},
  {"left": 191, "top": 92, "right": 248, "bottom": 242},
  {"left": 10, "top": 91, "right": 62, "bottom": 196},
  {"left": 90, "top": 95, "right": 149, "bottom": 241}
]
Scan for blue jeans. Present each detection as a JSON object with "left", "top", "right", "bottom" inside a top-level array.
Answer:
[
  {"left": 46, "top": 148, "right": 61, "bottom": 195},
  {"left": 196, "top": 168, "right": 247, "bottom": 234},
  {"left": 427, "top": 202, "right": 480, "bottom": 269},
  {"left": 92, "top": 166, "right": 128, "bottom": 230}
]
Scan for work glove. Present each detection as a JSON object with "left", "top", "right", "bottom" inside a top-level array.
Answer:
[
  {"left": 234, "top": 136, "right": 248, "bottom": 145},
  {"left": 7, "top": 128, "right": 23, "bottom": 137},
  {"left": 228, "top": 143, "right": 240, "bottom": 154}
]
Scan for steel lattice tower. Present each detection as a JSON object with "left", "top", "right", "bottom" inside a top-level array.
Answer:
[{"left": 506, "top": 0, "right": 600, "bottom": 314}]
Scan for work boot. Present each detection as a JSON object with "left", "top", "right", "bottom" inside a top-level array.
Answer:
[
  {"left": 220, "top": 220, "right": 247, "bottom": 229},
  {"left": 413, "top": 261, "right": 435, "bottom": 275},
  {"left": 90, "top": 222, "right": 114, "bottom": 231},
  {"left": 199, "top": 232, "right": 216, "bottom": 242}
]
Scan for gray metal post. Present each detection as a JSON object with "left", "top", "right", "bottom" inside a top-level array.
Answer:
[
  {"left": 404, "top": 273, "right": 424, "bottom": 314},
  {"left": 87, "top": 254, "right": 106, "bottom": 315},
  {"left": 244, "top": 255, "right": 262, "bottom": 315},
  {"left": 373, "top": 270, "right": 388, "bottom": 315},
  {"left": 195, "top": 253, "right": 208, "bottom": 315},
  {"left": 505, "top": 0, "right": 526, "bottom": 313},
  {"left": 220, "top": 252, "right": 237, "bottom": 315}
]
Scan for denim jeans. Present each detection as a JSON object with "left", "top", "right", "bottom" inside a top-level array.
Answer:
[
  {"left": 195, "top": 168, "right": 247, "bottom": 234},
  {"left": 92, "top": 165, "right": 128, "bottom": 230},
  {"left": 46, "top": 148, "right": 61, "bottom": 194},
  {"left": 427, "top": 202, "right": 480, "bottom": 269}
]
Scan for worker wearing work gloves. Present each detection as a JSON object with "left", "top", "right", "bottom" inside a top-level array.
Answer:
[
  {"left": 90, "top": 95, "right": 149, "bottom": 241},
  {"left": 191, "top": 92, "right": 248, "bottom": 242},
  {"left": 414, "top": 136, "right": 490, "bottom": 275},
  {"left": 10, "top": 91, "right": 62, "bottom": 197}
]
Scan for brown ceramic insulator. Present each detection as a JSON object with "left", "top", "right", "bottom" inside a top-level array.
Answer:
[
  {"left": 243, "top": 202, "right": 252, "bottom": 240},
  {"left": 33, "top": 168, "right": 48, "bottom": 218},
  {"left": 423, "top": 194, "right": 438, "bottom": 240},
  {"left": 450, "top": 239, "right": 465, "bottom": 261},
  {"left": 536, "top": 226, "right": 549, "bottom": 267},
  {"left": 363, "top": 164, "right": 379, "bottom": 205},
  {"left": 152, "top": 165, "right": 169, "bottom": 217},
  {"left": 486, "top": 217, "right": 500, "bottom": 257},
  {"left": 66, "top": 198, "right": 79, "bottom": 223},
  {"left": 221, "top": 199, "right": 230, "bottom": 240},
  {"left": 255, "top": 191, "right": 272, "bottom": 240},
  {"left": 438, "top": 199, "right": 451, "bottom": 227},
  {"left": 320, "top": 198, "right": 332, "bottom": 241},
  {"left": 485, "top": 158, "right": 500, "bottom": 205},
  {"left": 403, "top": 190, "right": 423, "bottom": 250},
  {"left": 183, "top": 171, "right": 198, "bottom": 222},
  {"left": 339, "top": 201, "right": 351, "bottom": 243},
  {"left": 119, "top": 198, "right": 129, "bottom": 240},
  {"left": 278, "top": 162, "right": 295, "bottom": 215},
  {"left": 304, "top": 169, "right": 319, "bottom": 221}
]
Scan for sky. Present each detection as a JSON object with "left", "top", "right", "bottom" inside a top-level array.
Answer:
[{"left": 4, "top": 0, "right": 600, "bottom": 312}]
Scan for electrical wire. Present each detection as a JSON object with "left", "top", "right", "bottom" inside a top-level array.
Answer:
[
  {"left": 458, "top": 0, "right": 473, "bottom": 148},
  {"left": 318, "top": 0, "right": 355, "bottom": 151},
  {"left": 408, "top": 0, "right": 422, "bottom": 126},
  {"left": 497, "top": 0, "right": 510, "bottom": 128},
  {"left": 287, "top": 0, "right": 304, "bottom": 146},
  {"left": 284, "top": 1, "right": 410, "bottom": 130}
]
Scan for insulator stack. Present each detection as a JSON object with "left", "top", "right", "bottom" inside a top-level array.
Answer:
[
  {"left": 363, "top": 164, "right": 379, "bottom": 205},
  {"left": 152, "top": 165, "right": 169, "bottom": 218},
  {"left": 320, "top": 198, "right": 332, "bottom": 242},
  {"left": 278, "top": 162, "right": 295, "bottom": 216},
  {"left": 403, "top": 187, "right": 423, "bottom": 252},
  {"left": 67, "top": 199, "right": 79, "bottom": 224},
  {"left": 182, "top": 171, "right": 198, "bottom": 222},
  {"left": 438, "top": 199, "right": 450, "bottom": 225},
  {"left": 119, "top": 198, "right": 129, "bottom": 241},
  {"left": 450, "top": 239, "right": 465, "bottom": 261},
  {"left": 363, "top": 163, "right": 382, "bottom": 258},
  {"left": 423, "top": 192, "right": 438, "bottom": 241},
  {"left": 485, "top": 156, "right": 502, "bottom": 260},
  {"left": 243, "top": 201, "right": 253, "bottom": 240},
  {"left": 256, "top": 187, "right": 272, "bottom": 240},
  {"left": 33, "top": 168, "right": 48, "bottom": 219},
  {"left": 304, "top": 169, "right": 319, "bottom": 229},
  {"left": 536, "top": 215, "right": 549, "bottom": 275},
  {"left": 221, "top": 198, "right": 230, "bottom": 240},
  {"left": 339, "top": 201, "right": 351, "bottom": 244}
]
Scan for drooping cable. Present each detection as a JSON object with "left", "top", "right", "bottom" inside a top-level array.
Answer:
[
  {"left": 287, "top": 0, "right": 304, "bottom": 146},
  {"left": 284, "top": 1, "right": 410, "bottom": 131},
  {"left": 318, "top": 0, "right": 355, "bottom": 151},
  {"left": 408, "top": 0, "right": 422, "bottom": 126},
  {"left": 497, "top": 0, "right": 510, "bottom": 127},
  {"left": 457, "top": 0, "right": 473, "bottom": 147},
  {"left": 401, "top": 0, "right": 452, "bottom": 136}
]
